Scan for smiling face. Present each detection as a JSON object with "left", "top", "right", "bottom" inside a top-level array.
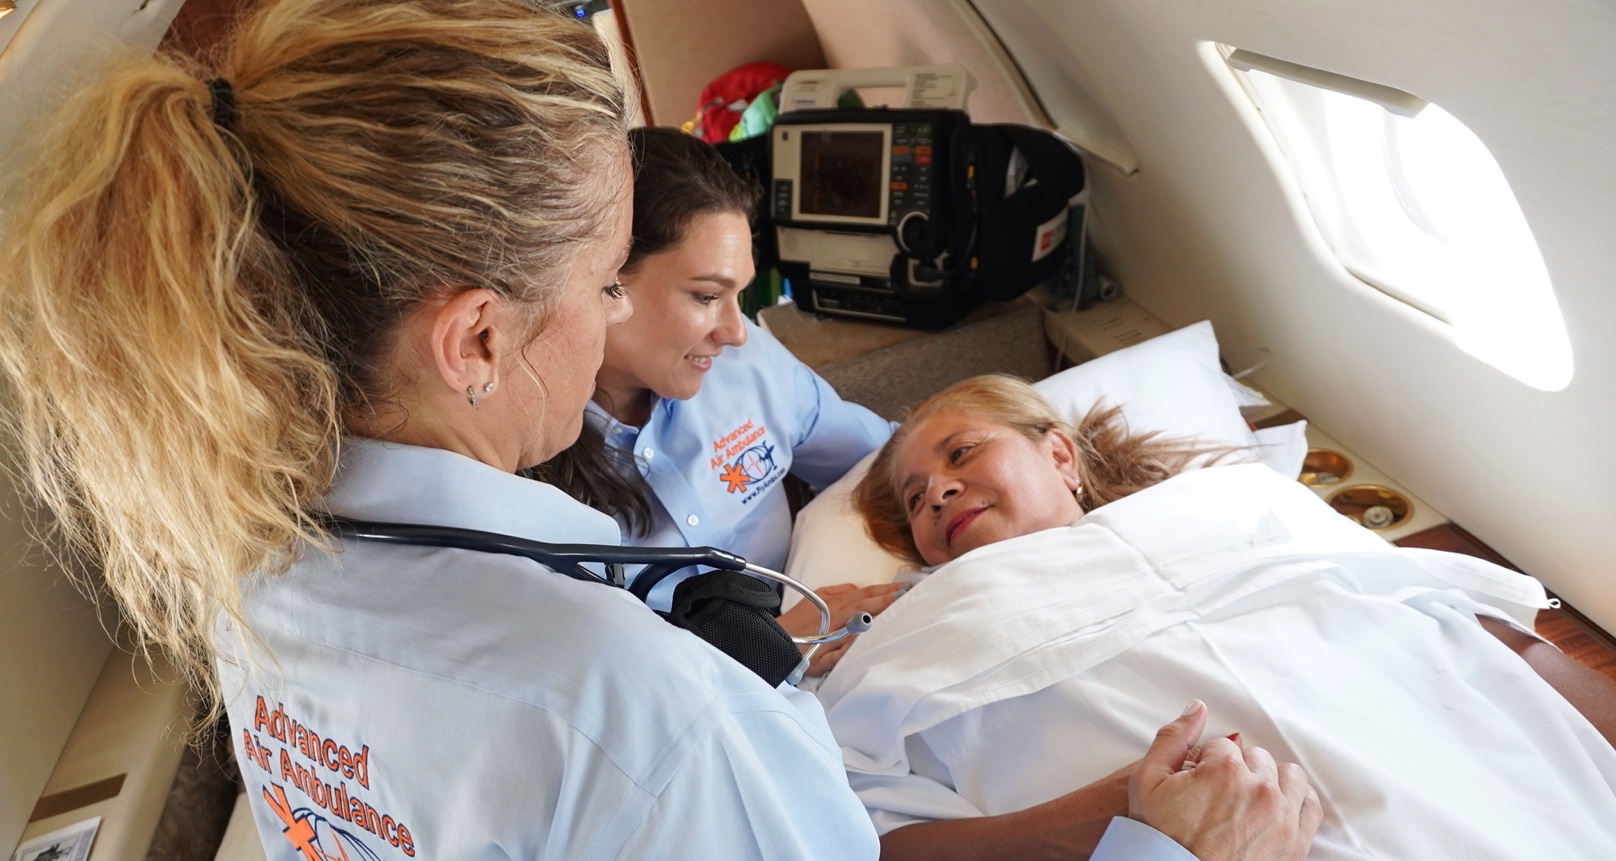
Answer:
[
  {"left": 893, "top": 409, "right": 1087, "bottom": 566},
  {"left": 593, "top": 210, "right": 755, "bottom": 423}
]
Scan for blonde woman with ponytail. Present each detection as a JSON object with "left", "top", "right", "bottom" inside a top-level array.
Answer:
[{"left": 0, "top": 1, "right": 880, "bottom": 858}]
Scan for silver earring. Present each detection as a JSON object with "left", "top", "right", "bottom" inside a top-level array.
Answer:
[
  {"left": 483, "top": 381, "right": 495, "bottom": 394},
  {"left": 466, "top": 385, "right": 479, "bottom": 408}
]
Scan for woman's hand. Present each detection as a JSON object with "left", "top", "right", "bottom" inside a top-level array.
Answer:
[
  {"left": 776, "top": 582, "right": 905, "bottom": 676},
  {"left": 1129, "top": 700, "right": 1322, "bottom": 861}
]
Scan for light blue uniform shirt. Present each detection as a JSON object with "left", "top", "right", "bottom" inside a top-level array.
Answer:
[
  {"left": 1095, "top": 817, "right": 1199, "bottom": 860},
  {"left": 590, "top": 320, "right": 893, "bottom": 608},
  {"left": 216, "top": 439, "right": 880, "bottom": 860}
]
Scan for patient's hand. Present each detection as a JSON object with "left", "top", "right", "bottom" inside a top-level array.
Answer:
[
  {"left": 777, "top": 582, "right": 905, "bottom": 676},
  {"left": 1129, "top": 701, "right": 1321, "bottom": 861}
]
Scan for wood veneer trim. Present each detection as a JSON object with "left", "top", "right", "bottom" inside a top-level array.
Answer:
[
  {"left": 29, "top": 773, "right": 125, "bottom": 822},
  {"left": 1545, "top": 594, "right": 1616, "bottom": 658},
  {"left": 1397, "top": 523, "right": 1616, "bottom": 669}
]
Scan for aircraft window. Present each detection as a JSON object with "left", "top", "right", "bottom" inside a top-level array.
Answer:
[{"left": 1220, "top": 46, "right": 1572, "bottom": 391}]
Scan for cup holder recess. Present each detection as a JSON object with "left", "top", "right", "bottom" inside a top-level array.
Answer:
[
  {"left": 1327, "top": 485, "right": 1413, "bottom": 531},
  {"left": 1299, "top": 448, "right": 1353, "bottom": 487}
]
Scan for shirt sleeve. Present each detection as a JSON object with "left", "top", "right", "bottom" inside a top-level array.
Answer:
[
  {"left": 1092, "top": 817, "right": 1201, "bottom": 861},
  {"left": 750, "top": 325, "right": 893, "bottom": 489},
  {"left": 848, "top": 770, "right": 1199, "bottom": 861},
  {"left": 615, "top": 690, "right": 881, "bottom": 860}
]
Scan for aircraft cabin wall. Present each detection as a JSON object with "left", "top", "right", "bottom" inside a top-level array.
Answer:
[
  {"left": 0, "top": 0, "right": 187, "bottom": 853},
  {"left": 766, "top": 0, "right": 1616, "bottom": 633}
]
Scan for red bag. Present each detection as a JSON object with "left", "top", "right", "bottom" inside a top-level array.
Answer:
[{"left": 693, "top": 61, "right": 792, "bottom": 143}]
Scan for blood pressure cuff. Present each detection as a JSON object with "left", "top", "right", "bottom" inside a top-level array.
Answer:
[{"left": 662, "top": 571, "right": 804, "bottom": 688}]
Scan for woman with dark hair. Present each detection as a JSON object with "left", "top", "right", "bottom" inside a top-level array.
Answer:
[{"left": 538, "top": 126, "right": 901, "bottom": 674}]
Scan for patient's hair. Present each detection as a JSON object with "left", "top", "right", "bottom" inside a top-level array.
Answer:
[
  {"left": 0, "top": 0, "right": 626, "bottom": 721},
  {"left": 855, "top": 374, "right": 1231, "bottom": 564},
  {"left": 531, "top": 127, "right": 761, "bottom": 534}
]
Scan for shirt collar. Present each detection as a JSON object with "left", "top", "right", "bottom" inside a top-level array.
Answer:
[
  {"left": 584, "top": 397, "right": 674, "bottom": 437},
  {"left": 321, "top": 437, "right": 622, "bottom": 547}
]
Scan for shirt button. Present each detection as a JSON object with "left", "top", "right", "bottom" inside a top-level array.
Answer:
[
  {"left": 686, "top": 514, "right": 700, "bottom": 527},
  {"left": 641, "top": 448, "right": 655, "bottom": 460}
]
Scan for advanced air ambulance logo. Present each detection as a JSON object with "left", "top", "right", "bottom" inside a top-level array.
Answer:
[
  {"left": 240, "top": 697, "right": 417, "bottom": 859},
  {"left": 263, "top": 783, "right": 382, "bottom": 861},
  {"left": 710, "top": 419, "right": 783, "bottom": 502}
]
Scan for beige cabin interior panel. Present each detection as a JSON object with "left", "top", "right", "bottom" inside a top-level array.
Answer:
[
  {"left": 0, "top": 0, "right": 187, "bottom": 854},
  {"left": 0, "top": 473, "right": 111, "bottom": 857},
  {"left": 798, "top": 0, "right": 1046, "bottom": 127},
  {"left": 15, "top": 647, "right": 191, "bottom": 861},
  {"left": 613, "top": 0, "right": 827, "bottom": 127}
]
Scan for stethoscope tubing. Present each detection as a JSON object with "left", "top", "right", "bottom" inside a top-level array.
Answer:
[
  {"left": 741, "top": 562, "right": 874, "bottom": 653},
  {"left": 321, "top": 516, "right": 872, "bottom": 650}
]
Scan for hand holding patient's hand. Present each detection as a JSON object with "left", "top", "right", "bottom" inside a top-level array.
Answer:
[
  {"left": 1129, "top": 701, "right": 1321, "bottom": 861},
  {"left": 777, "top": 582, "right": 905, "bottom": 676}
]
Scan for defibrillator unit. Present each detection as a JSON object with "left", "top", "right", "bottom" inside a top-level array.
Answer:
[{"left": 751, "top": 65, "right": 1088, "bottom": 329}]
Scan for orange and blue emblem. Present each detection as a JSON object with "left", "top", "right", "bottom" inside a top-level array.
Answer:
[
  {"left": 719, "top": 441, "right": 777, "bottom": 494},
  {"left": 264, "top": 783, "right": 383, "bottom": 861}
]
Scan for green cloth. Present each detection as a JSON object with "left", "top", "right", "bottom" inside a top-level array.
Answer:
[
  {"left": 731, "top": 84, "right": 781, "bottom": 142},
  {"left": 729, "top": 84, "right": 865, "bottom": 141}
]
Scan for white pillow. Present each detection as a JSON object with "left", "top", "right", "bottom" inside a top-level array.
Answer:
[
  {"left": 783, "top": 320, "right": 1286, "bottom": 606},
  {"left": 1030, "top": 320, "right": 1258, "bottom": 451},
  {"left": 781, "top": 451, "right": 904, "bottom": 612},
  {"left": 1253, "top": 420, "right": 1309, "bottom": 482}
]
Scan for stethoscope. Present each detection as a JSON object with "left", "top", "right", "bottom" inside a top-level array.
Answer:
[{"left": 322, "top": 517, "right": 873, "bottom": 684}]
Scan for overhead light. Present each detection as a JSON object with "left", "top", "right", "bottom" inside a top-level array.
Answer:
[{"left": 0, "top": 0, "right": 17, "bottom": 20}]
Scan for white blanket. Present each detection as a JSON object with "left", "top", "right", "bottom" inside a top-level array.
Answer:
[{"left": 816, "top": 464, "right": 1616, "bottom": 860}]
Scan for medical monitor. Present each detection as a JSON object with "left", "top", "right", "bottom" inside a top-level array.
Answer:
[
  {"left": 767, "top": 108, "right": 973, "bottom": 327},
  {"left": 776, "top": 123, "right": 893, "bottom": 227}
]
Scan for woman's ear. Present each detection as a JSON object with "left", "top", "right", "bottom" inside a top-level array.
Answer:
[
  {"left": 426, "top": 288, "right": 502, "bottom": 394},
  {"left": 1047, "top": 428, "right": 1084, "bottom": 491}
]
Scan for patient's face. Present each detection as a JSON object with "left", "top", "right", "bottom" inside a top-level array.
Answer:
[{"left": 895, "top": 410, "right": 1086, "bottom": 566}]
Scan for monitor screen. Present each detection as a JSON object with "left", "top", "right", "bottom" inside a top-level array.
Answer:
[{"left": 800, "top": 131, "right": 885, "bottom": 219}]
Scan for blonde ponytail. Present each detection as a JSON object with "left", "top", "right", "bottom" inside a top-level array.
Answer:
[
  {"left": 0, "top": 0, "right": 627, "bottom": 717},
  {"left": 1, "top": 53, "right": 336, "bottom": 703}
]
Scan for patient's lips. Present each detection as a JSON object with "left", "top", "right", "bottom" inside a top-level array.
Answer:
[{"left": 947, "top": 507, "right": 987, "bottom": 545}]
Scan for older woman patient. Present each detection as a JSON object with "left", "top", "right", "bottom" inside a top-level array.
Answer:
[{"left": 820, "top": 374, "right": 1616, "bottom": 861}]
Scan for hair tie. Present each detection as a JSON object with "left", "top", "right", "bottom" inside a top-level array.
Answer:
[{"left": 207, "top": 77, "right": 238, "bottom": 130}]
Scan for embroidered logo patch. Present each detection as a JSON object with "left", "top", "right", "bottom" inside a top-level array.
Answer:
[{"left": 710, "top": 420, "right": 783, "bottom": 500}]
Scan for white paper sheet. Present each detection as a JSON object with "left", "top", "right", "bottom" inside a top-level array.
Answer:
[{"left": 11, "top": 817, "right": 101, "bottom": 861}]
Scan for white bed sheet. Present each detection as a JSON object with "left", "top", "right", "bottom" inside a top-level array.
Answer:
[{"left": 816, "top": 464, "right": 1616, "bottom": 859}]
